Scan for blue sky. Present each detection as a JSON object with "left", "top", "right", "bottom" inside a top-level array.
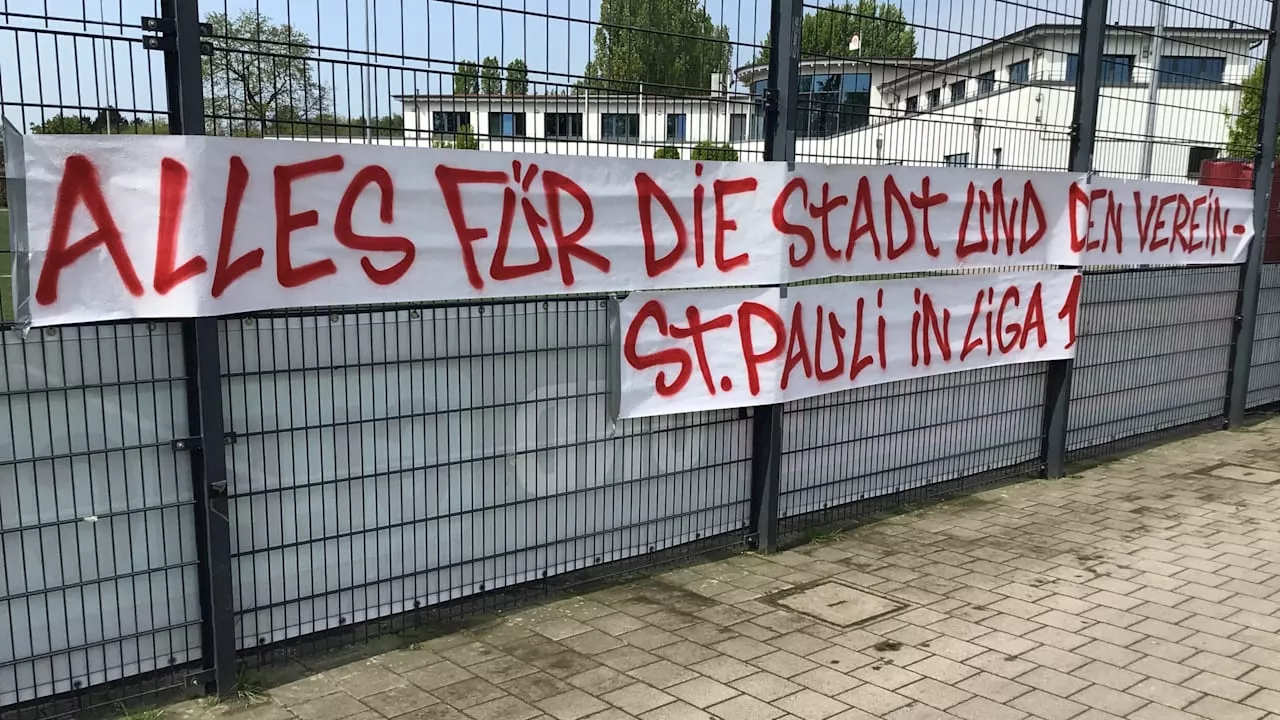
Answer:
[{"left": 0, "top": 0, "right": 1271, "bottom": 129}]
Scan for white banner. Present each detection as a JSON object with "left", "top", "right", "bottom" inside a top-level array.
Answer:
[
  {"left": 1071, "top": 176, "right": 1254, "bottom": 265},
  {"left": 5, "top": 131, "right": 1254, "bottom": 326},
  {"left": 779, "top": 163, "right": 1086, "bottom": 279},
  {"left": 618, "top": 270, "right": 1081, "bottom": 418},
  {"left": 15, "top": 133, "right": 791, "bottom": 326}
]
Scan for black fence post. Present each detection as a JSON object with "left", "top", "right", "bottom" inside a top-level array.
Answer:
[
  {"left": 1226, "top": 2, "right": 1280, "bottom": 426},
  {"left": 156, "top": 0, "right": 238, "bottom": 698},
  {"left": 1041, "top": 0, "right": 1107, "bottom": 479},
  {"left": 748, "top": 0, "right": 801, "bottom": 553}
]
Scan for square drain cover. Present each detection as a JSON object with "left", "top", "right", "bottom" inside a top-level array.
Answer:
[
  {"left": 1208, "top": 465, "right": 1280, "bottom": 485},
  {"left": 774, "top": 582, "right": 907, "bottom": 627}
]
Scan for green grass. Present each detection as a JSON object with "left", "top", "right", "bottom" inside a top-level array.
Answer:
[
  {"left": 234, "top": 665, "right": 270, "bottom": 703},
  {"left": 809, "top": 529, "right": 846, "bottom": 544},
  {"left": 115, "top": 708, "right": 164, "bottom": 720}
]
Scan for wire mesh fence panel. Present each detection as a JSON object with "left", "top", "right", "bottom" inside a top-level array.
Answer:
[
  {"left": 1095, "top": 0, "right": 1270, "bottom": 183},
  {"left": 0, "top": 323, "right": 203, "bottom": 713},
  {"left": 199, "top": 0, "right": 768, "bottom": 161},
  {"left": 772, "top": 0, "right": 1081, "bottom": 527},
  {"left": 0, "top": 2, "right": 173, "bottom": 326},
  {"left": 1066, "top": 266, "right": 1238, "bottom": 457},
  {"left": 0, "top": 3, "right": 208, "bottom": 716},
  {"left": 1247, "top": 263, "right": 1280, "bottom": 407},
  {"left": 788, "top": 0, "right": 1079, "bottom": 170},
  {"left": 219, "top": 299, "right": 751, "bottom": 652},
  {"left": 779, "top": 363, "right": 1045, "bottom": 523},
  {"left": 4, "top": 0, "right": 1280, "bottom": 710},
  {"left": 192, "top": 0, "right": 767, "bottom": 658}
]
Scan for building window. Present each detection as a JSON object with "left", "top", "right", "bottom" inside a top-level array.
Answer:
[
  {"left": 1008, "top": 60, "right": 1030, "bottom": 84},
  {"left": 838, "top": 73, "right": 872, "bottom": 131},
  {"left": 797, "top": 72, "right": 872, "bottom": 138},
  {"left": 601, "top": 113, "right": 640, "bottom": 142},
  {"left": 730, "top": 113, "right": 746, "bottom": 142},
  {"left": 545, "top": 112, "right": 583, "bottom": 139},
  {"left": 950, "top": 80, "right": 967, "bottom": 102},
  {"left": 978, "top": 71, "right": 996, "bottom": 95},
  {"left": 944, "top": 152, "right": 970, "bottom": 167},
  {"left": 905, "top": 95, "right": 919, "bottom": 114},
  {"left": 927, "top": 88, "right": 941, "bottom": 109},
  {"left": 1065, "top": 54, "right": 1134, "bottom": 84},
  {"left": 432, "top": 111, "right": 470, "bottom": 134},
  {"left": 993, "top": 147, "right": 1003, "bottom": 169},
  {"left": 666, "top": 113, "right": 687, "bottom": 142},
  {"left": 1160, "top": 56, "right": 1226, "bottom": 85},
  {"left": 488, "top": 111, "right": 527, "bottom": 138},
  {"left": 799, "top": 73, "right": 843, "bottom": 94},
  {"left": 1102, "top": 55, "right": 1134, "bottom": 83},
  {"left": 1187, "top": 146, "right": 1219, "bottom": 179}
]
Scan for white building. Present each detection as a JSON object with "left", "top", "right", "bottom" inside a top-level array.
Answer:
[{"left": 398, "top": 23, "right": 1266, "bottom": 181}]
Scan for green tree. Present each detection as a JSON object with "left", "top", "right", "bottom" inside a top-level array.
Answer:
[
  {"left": 129, "top": 117, "right": 171, "bottom": 134},
  {"left": 90, "top": 107, "right": 127, "bottom": 133},
  {"left": 266, "top": 112, "right": 403, "bottom": 139},
  {"left": 754, "top": 0, "right": 916, "bottom": 65},
  {"left": 454, "top": 61, "right": 480, "bottom": 94},
  {"left": 126, "top": 121, "right": 171, "bottom": 134},
  {"left": 506, "top": 58, "right": 529, "bottom": 94},
  {"left": 455, "top": 124, "right": 480, "bottom": 149},
  {"left": 31, "top": 112, "right": 168, "bottom": 135},
  {"left": 203, "top": 10, "right": 329, "bottom": 136},
  {"left": 1226, "top": 62, "right": 1265, "bottom": 158},
  {"left": 369, "top": 114, "right": 405, "bottom": 137},
  {"left": 654, "top": 146, "right": 681, "bottom": 159},
  {"left": 690, "top": 141, "right": 737, "bottom": 161},
  {"left": 29, "top": 114, "right": 94, "bottom": 134},
  {"left": 262, "top": 105, "right": 315, "bottom": 137},
  {"left": 481, "top": 56, "right": 503, "bottom": 94},
  {"left": 582, "top": 0, "right": 730, "bottom": 95}
]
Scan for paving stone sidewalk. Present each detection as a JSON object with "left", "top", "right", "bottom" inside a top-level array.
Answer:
[{"left": 168, "top": 417, "right": 1280, "bottom": 720}]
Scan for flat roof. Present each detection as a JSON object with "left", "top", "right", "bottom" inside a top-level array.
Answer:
[
  {"left": 736, "top": 22, "right": 1266, "bottom": 83},
  {"left": 882, "top": 23, "right": 1268, "bottom": 86},
  {"left": 396, "top": 22, "right": 1267, "bottom": 103},
  {"left": 395, "top": 90, "right": 759, "bottom": 103}
]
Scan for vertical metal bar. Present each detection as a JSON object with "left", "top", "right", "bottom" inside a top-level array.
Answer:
[
  {"left": 1227, "top": 1, "right": 1280, "bottom": 427},
  {"left": 748, "top": 0, "right": 801, "bottom": 553},
  {"left": 748, "top": 293, "right": 785, "bottom": 553},
  {"left": 1042, "top": 0, "right": 1107, "bottom": 478},
  {"left": 1138, "top": 2, "right": 1166, "bottom": 180},
  {"left": 161, "top": 0, "right": 237, "bottom": 698},
  {"left": 762, "top": 0, "right": 800, "bottom": 165},
  {"left": 1067, "top": 1, "right": 1106, "bottom": 226}
]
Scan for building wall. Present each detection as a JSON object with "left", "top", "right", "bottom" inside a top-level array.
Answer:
[
  {"left": 1034, "top": 33, "right": 1258, "bottom": 85},
  {"left": 391, "top": 30, "right": 1258, "bottom": 178},
  {"left": 405, "top": 94, "right": 751, "bottom": 156},
  {"left": 886, "top": 33, "right": 1255, "bottom": 116},
  {"left": 888, "top": 44, "right": 1038, "bottom": 114},
  {"left": 801, "top": 83, "right": 1245, "bottom": 179},
  {"left": 736, "top": 58, "right": 900, "bottom": 119}
]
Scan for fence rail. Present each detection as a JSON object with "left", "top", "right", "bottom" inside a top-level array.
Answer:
[{"left": 3, "top": 0, "right": 1280, "bottom": 715}]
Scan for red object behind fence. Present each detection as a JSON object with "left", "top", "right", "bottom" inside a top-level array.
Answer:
[{"left": 1199, "top": 159, "right": 1280, "bottom": 261}]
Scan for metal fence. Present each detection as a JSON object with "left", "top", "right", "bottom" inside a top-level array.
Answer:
[
  {"left": 2, "top": 0, "right": 1280, "bottom": 714},
  {"left": 1067, "top": 266, "right": 1242, "bottom": 456},
  {"left": 1249, "top": 264, "right": 1280, "bottom": 406}
]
